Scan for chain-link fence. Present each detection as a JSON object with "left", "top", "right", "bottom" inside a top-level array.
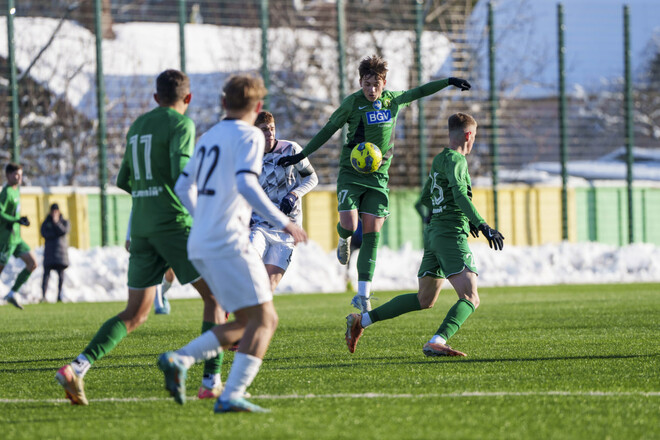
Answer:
[{"left": 2, "top": 1, "right": 659, "bottom": 188}]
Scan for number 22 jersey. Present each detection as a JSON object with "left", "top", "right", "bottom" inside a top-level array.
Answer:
[{"left": 183, "top": 119, "right": 268, "bottom": 259}]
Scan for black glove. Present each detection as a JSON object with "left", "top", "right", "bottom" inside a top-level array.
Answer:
[
  {"left": 17, "top": 216, "right": 30, "bottom": 227},
  {"left": 277, "top": 153, "right": 305, "bottom": 168},
  {"left": 279, "top": 193, "right": 297, "bottom": 215},
  {"left": 448, "top": 77, "right": 471, "bottom": 91},
  {"left": 469, "top": 223, "right": 480, "bottom": 238},
  {"left": 478, "top": 223, "right": 504, "bottom": 250}
]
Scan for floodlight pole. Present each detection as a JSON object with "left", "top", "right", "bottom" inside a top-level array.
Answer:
[{"left": 623, "top": 5, "right": 634, "bottom": 244}]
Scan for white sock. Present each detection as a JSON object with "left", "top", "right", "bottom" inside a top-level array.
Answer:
[
  {"left": 357, "top": 281, "right": 371, "bottom": 298},
  {"left": 220, "top": 353, "right": 262, "bottom": 401},
  {"left": 429, "top": 335, "right": 447, "bottom": 345},
  {"left": 72, "top": 354, "right": 91, "bottom": 378},
  {"left": 177, "top": 331, "right": 222, "bottom": 369},
  {"left": 154, "top": 285, "right": 164, "bottom": 308},
  {"left": 202, "top": 373, "right": 221, "bottom": 390},
  {"left": 361, "top": 312, "right": 372, "bottom": 328},
  {"left": 161, "top": 275, "right": 173, "bottom": 295}
]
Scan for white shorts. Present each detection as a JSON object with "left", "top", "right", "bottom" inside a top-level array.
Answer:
[
  {"left": 191, "top": 246, "right": 272, "bottom": 314},
  {"left": 250, "top": 225, "right": 295, "bottom": 271}
]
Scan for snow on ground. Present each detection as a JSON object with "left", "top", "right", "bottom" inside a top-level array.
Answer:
[{"left": 1, "top": 241, "right": 659, "bottom": 305}]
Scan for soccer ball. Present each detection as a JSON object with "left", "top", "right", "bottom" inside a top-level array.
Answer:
[{"left": 350, "top": 142, "right": 382, "bottom": 174}]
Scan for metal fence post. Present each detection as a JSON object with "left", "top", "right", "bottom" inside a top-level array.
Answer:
[
  {"left": 178, "top": 0, "right": 186, "bottom": 72},
  {"left": 6, "top": 0, "right": 20, "bottom": 163},
  {"left": 488, "top": 1, "right": 499, "bottom": 228},
  {"left": 94, "top": 0, "right": 109, "bottom": 246},
  {"left": 336, "top": 0, "right": 347, "bottom": 145},
  {"left": 623, "top": 5, "right": 634, "bottom": 244},
  {"left": 416, "top": 0, "right": 427, "bottom": 187},
  {"left": 261, "top": 0, "right": 270, "bottom": 110},
  {"left": 558, "top": 3, "right": 568, "bottom": 241}
]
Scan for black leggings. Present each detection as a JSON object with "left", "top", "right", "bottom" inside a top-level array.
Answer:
[{"left": 42, "top": 264, "right": 67, "bottom": 301}]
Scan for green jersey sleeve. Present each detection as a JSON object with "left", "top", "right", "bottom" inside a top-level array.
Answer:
[
  {"left": 169, "top": 117, "right": 195, "bottom": 180},
  {"left": 301, "top": 95, "right": 353, "bottom": 157},
  {"left": 445, "top": 155, "right": 484, "bottom": 227},
  {"left": 116, "top": 152, "right": 131, "bottom": 193},
  {"left": 392, "top": 79, "right": 450, "bottom": 106}
]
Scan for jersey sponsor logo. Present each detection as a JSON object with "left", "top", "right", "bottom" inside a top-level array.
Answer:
[
  {"left": 358, "top": 105, "right": 369, "bottom": 110},
  {"left": 366, "top": 110, "right": 392, "bottom": 125},
  {"left": 372, "top": 100, "right": 382, "bottom": 110},
  {"left": 131, "top": 186, "right": 164, "bottom": 198}
]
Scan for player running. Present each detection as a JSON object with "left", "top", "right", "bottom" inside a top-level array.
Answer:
[
  {"left": 1, "top": 163, "right": 37, "bottom": 310},
  {"left": 345, "top": 113, "right": 504, "bottom": 357},
  {"left": 277, "top": 54, "right": 471, "bottom": 313},
  {"left": 158, "top": 74, "right": 307, "bottom": 413},
  {"left": 251, "top": 111, "right": 318, "bottom": 291},
  {"left": 56, "top": 69, "right": 225, "bottom": 405}
]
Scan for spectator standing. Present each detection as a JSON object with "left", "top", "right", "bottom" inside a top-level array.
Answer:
[{"left": 40, "top": 203, "right": 70, "bottom": 302}]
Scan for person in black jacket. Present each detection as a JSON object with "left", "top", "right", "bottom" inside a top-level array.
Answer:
[{"left": 40, "top": 203, "right": 70, "bottom": 302}]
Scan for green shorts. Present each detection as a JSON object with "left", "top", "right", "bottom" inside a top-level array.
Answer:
[
  {"left": 417, "top": 226, "right": 478, "bottom": 279},
  {"left": 0, "top": 239, "right": 31, "bottom": 266},
  {"left": 336, "top": 168, "right": 390, "bottom": 217},
  {"left": 127, "top": 230, "right": 199, "bottom": 289}
]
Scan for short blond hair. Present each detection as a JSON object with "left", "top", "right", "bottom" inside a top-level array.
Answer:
[
  {"left": 448, "top": 112, "right": 477, "bottom": 133},
  {"left": 222, "top": 74, "right": 267, "bottom": 112}
]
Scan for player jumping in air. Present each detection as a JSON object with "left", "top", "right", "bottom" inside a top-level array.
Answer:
[
  {"left": 277, "top": 54, "right": 471, "bottom": 313},
  {"left": 251, "top": 111, "right": 318, "bottom": 291},
  {"left": 56, "top": 69, "right": 225, "bottom": 405},
  {"left": 1, "top": 163, "right": 37, "bottom": 310},
  {"left": 159, "top": 75, "right": 307, "bottom": 413},
  {"left": 345, "top": 113, "right": 504, "bottom": 357}
]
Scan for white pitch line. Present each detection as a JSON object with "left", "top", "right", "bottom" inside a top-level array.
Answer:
[{"left": 1, "top": 391, "right": 659, "bottom": 404}]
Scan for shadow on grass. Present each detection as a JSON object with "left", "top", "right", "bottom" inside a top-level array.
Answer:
[{"left": 266, "top": 352, "right": 659, "bottom": 370}]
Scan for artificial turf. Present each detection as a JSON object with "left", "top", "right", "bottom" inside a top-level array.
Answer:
[{"left": 1, "top": 283, "right": 658, "bottom": 439}]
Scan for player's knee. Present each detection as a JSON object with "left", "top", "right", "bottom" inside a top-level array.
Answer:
[
  {"left": 466, "top": 293, "right": 480, "bottom": 309},
  {"left": 418, "top": 296, "right": 436, "bottom": 309}
]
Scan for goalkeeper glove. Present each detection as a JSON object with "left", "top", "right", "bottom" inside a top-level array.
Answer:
[
  {"left": 17, "top": 216, "right": 30, "bottom": 227},
  {"left": 277, "top": 153, "right": 305, "bottom": 168},
  {"left": 448, "top": 77, "right": 471, "bottom": 91},
  {"left": 279, "top": 193, "right": 298, "bottom": 215},
  {"left": 469, "top": 222, "right": 480, "bottom": 238},
  {"left": 478, "top": 223, "right": 504, "bottom": 250}
]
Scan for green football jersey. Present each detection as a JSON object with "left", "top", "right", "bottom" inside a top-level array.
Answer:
[
  {"left": 0, "top": 185, "right": 21, "bottom": 245},
  {"left": 302, "top": 79, "right": 451, "bottom": 183},
  {"left": 116, "top": 106, "right": 195, "bottom": 237},
  {"left": 419, "top": 148, "right": 485, "bottom": 235}
]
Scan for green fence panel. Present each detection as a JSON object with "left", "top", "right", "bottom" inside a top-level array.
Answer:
[{"left": 88, "top": 193, "right": 132, "bottom": 247}]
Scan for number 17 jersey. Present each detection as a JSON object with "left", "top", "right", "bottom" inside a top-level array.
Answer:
[{"left": 183, "top": 118, "right": 265, "bottom": 259}]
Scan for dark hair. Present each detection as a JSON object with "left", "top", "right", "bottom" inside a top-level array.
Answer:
[
  {"left": 448, "top": 113, "right": 478, "bottom": 132},
  {"left": 255, "top": 111, "right": 275, "bottom": 126},
  {"left": 156, "top": 69, "right": 190, "bottom": 106},
  {"left": 50, "top": 203, "right": 60, "bottom": 211},
  {"left": 5, "top": 162, "right": 22, "bottom": 175},
  {"left": 358, "top": 55, "right": 388, "bottom": 82},
  {"left": 222, "top": 74, "right": 267, "bottom": 112}
]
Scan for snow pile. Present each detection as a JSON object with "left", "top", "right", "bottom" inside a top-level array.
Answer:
[{"left": 1, "top": 241, "right": 659, "bottom": 305}]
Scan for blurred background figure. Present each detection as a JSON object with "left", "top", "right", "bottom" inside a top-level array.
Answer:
[{"left": 40, "top": 203, "right": 70, "bottom": 302}]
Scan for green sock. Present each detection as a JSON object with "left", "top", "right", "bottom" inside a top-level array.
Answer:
[
  {"left": 357, "top": 231, "right": 380, "bottom": 281},
  {"left": 435, "top": 299, "right": 475, "bottom": 341},
  {"left": 368, "top": 293, "right": 421, "bottom": 323},
  {"left": 202, "top": 321, "right": 223, "bottom": 375},
  {"left": 10, "top": 269, "right": 32, "bottom": 292},
  {"left": 337, "top": 223, "right": 354, "bottom": 239},
  {"left": 81, "top": 316, "right": 128, "bottom": 364}
]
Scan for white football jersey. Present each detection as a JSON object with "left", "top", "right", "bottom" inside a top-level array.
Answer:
[
  {"left": 184, "top": 119, "right": 265, "bottom": 259},
  {"left": 252, "top": 140, "right": 313, "bottom": 227}
]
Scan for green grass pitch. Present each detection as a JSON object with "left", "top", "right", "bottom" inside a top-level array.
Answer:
[{"left": 1, "top": 283, "right": 659, "bottom": 440}]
